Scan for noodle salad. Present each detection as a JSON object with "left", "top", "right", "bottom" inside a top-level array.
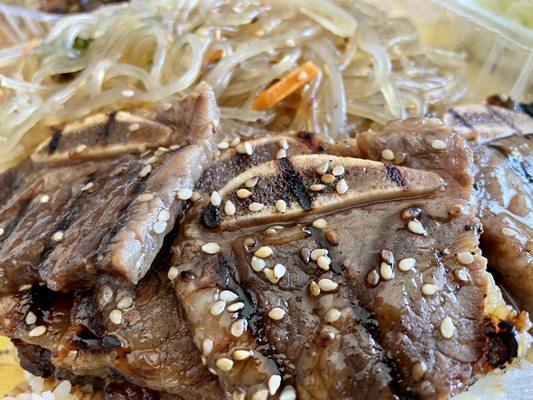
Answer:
[{"left": 0, "top": 0, "right": 466, "bottom": 168}]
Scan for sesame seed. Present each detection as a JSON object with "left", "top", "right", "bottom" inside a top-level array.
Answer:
[
  {"left": 158, "top": 209, "right": 171, "bottom": 222},
  {"left": 316, "top": 161, "right": 329, "bottom": 175},
  {"left": 252, "top": 389, "right": 269, "bottom": 400},
  {"left": 202, "top": 242, "right": 220, "bottom": 254},
  {"left": 309, "top": 183, "right": 325, "bottom": 191},
  {"left": 28, "top": 325, "right": 47, "bottom": 337},
  {"left": 177, "top": 188, "right": 193, "bottom": 200},
  {"left": 249, "top": 202, "right": 264, "bottom": 212},
  {"left": 412, "top": 361, "right": 427, "bottom": 382},
  {"left": 454, "top": 268, "right": 471, "bottom": 282},
  {"left": 268, "top": 375, "right": 281, "bottom": 395},
  {"left": 273, "top": 263, "right": 287, "bottom": 279},
  {"left": 170, "top": 145, "right": 180, "bottom": 151},
  {"left": 321, "top": 174, "right": 336, "bottom": 184},
  {"left": 122, "top": 89, "right": 135, "bottom": 98},
  {"left": 129, "top": 123, "right": 140, "bottom": 132},
  {"left": 317, "top": 255, "right": 331, "bottom": 271},
  {"left": 245, "top": 176, "right": 259, "bottom": 188},
  {"left": 109, "top": 309, "right": 123, "bottom": 325},
  {"left": 209, "top": 300, "right": 226, "bottom": 316},
  {"left": 163, "top": 102, "right": 172, "bottom": 111},
  {"left": 233, "top": 349, "right": 252, "bottom": 361},
  {"left": 456, "top": 252, "right": 474, "bottom": 265},
  {"left": 367, "top": 270, "right": 380, "bottom": 286},
  {"left": 236, "top": 142, "right": 254, "bottom": 155},
  {"left": 440, "top": 316, "right": 455, "bottom": 339},
  {"left": 233, "top": 390, "right": 245, "bottom": 400},
  {"left": 138, "top": 193, "right": 154, "bottom": 202},
  {"left": 309, "top": 281, "right": 321, "bottom": 296},
  {"left": 263, "top": 268, "right": 279, "bottom": 284},
  {"left": 255, "top": 246, "right": 273, "bottom": 258},
  {"left": 0, "top": 228, "right": 4, "bottom": 236},
  {"left": 421, "top": 283, "right": 436, "bottom": 296},
  {"left": 275, "top": 199, "right": 287, "bottom": 213},
  {"left": 210, "top": 191, "right": 222, "bottom": 206},
  {"left": 75, "top": 144, "right": 87, "bottom": 153},
  {"left": 237, "top": 188, "right": 252, "bottom": 199},
  {"left": 251, "top": 256, "right": 266, "bottom": 272},
  {"left": 324, "top": 308, "right": 341, "bottom": 323},
  {"left": 39, "top": 194, "right": 50, "bottom": 204},
  {"left": 230, "top": 137, "right": 241, "bottom": 147},
  {"left": 265, "top": 228, "right": 277, "bottom": 235},
  {"left": 202, "top": 338, "right": 213, "bottom": 356},
  {"left": 231, "top": 319, "right": 247, "bottom": 337},
  {"left": 318, "top": 278, "right": 338, "bottom": 292},
  {"left": 332, "top": 165, "right": 345, "bottom": 176},
  {"left": 312, "top": 218, "right": 327, "bottom": 229},
  {"left": 431, "top": 139, "right": 446, "bottom": 150},
  {"left": 25, "top": 312, "right": 37, "bottom": 325},
  {"left": 398, "top": 258, "right": 416, "bottom": 272},
  {"left": 227, "top": 302, "right": 245, "bottom": 312},
  {"left": 145, "top": 156, "right": 159, "bottom": 165},
  {"left": 268, "top": 307, "right": 286, "bottom": 320},
  {"left": 216, "top": 357, "right": 233, "bottom": 371},
  {"left": 501, "top": 227, "right": 517, "bottom": 237},
  {"left": 280, "top": 386, "right": 296, "bottom": 400},
  {"left": 223, "top": 200, "right": 236, "bottom": 216},
  {"left": 52, "top": 231, "right": 64, "bottom": 242},
  {"left": 380, "top": 262, "right": 395, "bottom": 280},
  {"left": 139, "top": 165, "right": 152, "bottom": 177},
  {"left": 311, "top": 248, "right": 328, "bottom": 261},
  {"left": 219, "top": 290, "right": 239, "bottom": 302},
  {"left": 167, "top": 267, "right": 179, "bottom": 280},
  {"left": 276, "top": 149, "right": 287, "bottom": 159},
  {"left": 18, "top": 284, "right": 32, "bottom": 291},
  {"left": 153, "top": 221, "right": 167, "bottom": 234},
  {"left": 208, "top": 367, "right": 218, "bottom": 375},
  {"left": 381, "top": 148, "right": 395, "bottom": 161},
  {"left": 279, "top": 138, "right": 289, "bottom": 149},
  {"left": 408, "top": 220, "right": 427, "bottom": 235},
  {"left": 218, "top": 140, "right": 229, "bottom": 149},
  {"left": 190, "top": 191, "right": 200, "bottom": 202},
  {"left": 336, "top": 179, "right": 348, "bottom": 194},
  {"left": 117, "top": 296, "right": 133, "bottom": 309},
  {"left": 381, "top": 250, "right": 394, "bottom": 264}
]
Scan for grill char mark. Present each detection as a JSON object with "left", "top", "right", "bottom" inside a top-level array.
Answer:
[
  {"left": 48, "top": 130, "right": 62, "bottom": 155},
  {"left": 385, "top": 164, "right": 407, "bottom": 188},
  {"left": 449, "top": 109, "right": 474, "bottom": 131},
  {"left": 277, "top": 157, "right": 312, "bottom": 211},
  {"left": 202, "top": 204, "right": 221, "bottom": 228},
  {"left": 103, "top": 111, "right": 118, "bottom": 140},
  {"left": 485, "top": 320, "right": 519, "bottom": 368},
  {"left": 485, "top": 104, "right": 522, "bottom": 134}
]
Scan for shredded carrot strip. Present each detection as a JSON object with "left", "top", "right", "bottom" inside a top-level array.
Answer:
[
  {"left": 208, "top": 49, "right": 225, "bottom": 63},
  {"left": 252, "top": 61, "right": 319, "bottom": 110}
]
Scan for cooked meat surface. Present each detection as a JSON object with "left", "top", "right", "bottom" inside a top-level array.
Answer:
[
  {"left": 0, "top": 83, "right": 219, "bottom": 293},
  {"left": 444, "top": 103, "right": 533, "bottom": 314},
  {"left": 168, "top": 121, "right": 527, "bottom": 400},
  {"left": 38, "top": 0, "right": 123, "bottom": 13}
]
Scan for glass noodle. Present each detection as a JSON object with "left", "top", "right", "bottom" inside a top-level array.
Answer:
[{"left": 0, "top": 0, "right": 467, "bottom": 169}]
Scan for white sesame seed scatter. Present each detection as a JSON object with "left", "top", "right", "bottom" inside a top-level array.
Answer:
[
  {"left": 216, "top": 357, "right": 234, "bottom": 371},
  {"left": 210, "top": 300, "right": 226, "bottom": 316},
  {"left": 233, "top": 349, "right": 253, "bottom": 361},
  {"left": 316, "top": 161, "right": 329, "bottom": 175},
  {"left": 408, "top": 220, "right": 427, "bottom": 235},
  {"left": 52, "top": 231, "right": 64, "bottom": 242},
  {"left": 367, "top": 270, "right": 380, "bottom": 286},
  {"left": 275, "top": 199, "right": 287, "bottom": 213},
  {"left": 75, "top": 144, "right": 87, "bottom": 153},
  {"left": 117, "top": 296, "right": 133, "bottom": 309},
  {"left": 18, "top": 284, "right": 32, "bottom": 291},
  {"left": 224, "top": 200, "right": 236, "bottom": 216},
  {"left": 109, "top": 309, "right": 123, "bottom": 325},
  {"left": 325, "top": 308, "right": 342, "bottom": 323},
  {"left": 318, "top": 278, "right": 338, "bottom": 292},
  {"left": 122, "top": 89, "right": 135, "bottom": 97},
  {"left": 276, "top": 149, "right": 287, "bottom": 159},
  {"left": 237, "top": 188, "right": 252, "bottom": 199},
  {"left": 280, "top": 385, "right": 297, "bottom": 400},
  {"left": 379, "top": 262, "right": 395, "bottom": 280},
  {"left": 25, "top": 311, "right": 37, "bottom": 325},
  {"left": 255, "top": 246, "right": 273, "bottom": 258},
  {"left": 202, "top": 242, "right": 220, "bottom": 254},
  {"left": 230, "top": 137, "right": 241, "bottom": 147},
  {"left": 398, "top": 258, "right": 416, "bottom": 272},
  {"left": 336, "top": 179, "right": 348, "bottom": 194},
  {"left": 177, "top": 188, "right": 193, "bottom": 200},
  {"left": 312, "top": 218, "right": 327, "bottom": 229},
  {"left": 251, "top": 256, "right": 266, "bottom": 272},
  {"left": 220, "top": 290, "right": 239, "bottom": 302},
  {"left": 456, "top": 252, "right": 474, "bottom": 265},
  {"left": 321, "top": 173, "right": 336, "bottom": 184},
  {"left": 163, "top": 102, "right": 172, "bottom": 111},
  {"left": 501, "top": 227, "right": 517, "bottom": 237},
  {"left": 139, "top": 165, "right": 152, "bottom": 177},
  {"left": 317, "top": 255, "right": 331, "bottom": 271},
  {"left": 231, "top": 319, "right": 247, "bottom": 337},
  {"left": 311, "top": 248, "right": 328, "bottom": 261},
  {"left": 421, "top": 283, "right": 437, "bottom": 296},
  {"left": 412, "top": 361, "right": 427, "bottom": 382},
  {"left": 236, "top": 142, "right": 254, "bottom": 155},
  {"left": 202, "top": 338, "right": 213, "bottom": 356},
  {"left": 252, "top": 389, "right": 269, "bottom": 400},
  {"left": 431, "top": 139, "right": 447, "bottom": 150},
  {"left": 381, "top": 148, "right": 395, "bottom": 161},
  {"left": 210, "top": 191, "right": 222, "bottom": 206},
  {"left": 138, "top": 193, "right": 154, "bottom": 202},
  {"left": 170, "top": 144, "right": 180, "bottom": 151},
  {"left": 268, "top": 307, "right": 286, "bottom": 320},
  {"left": 279, "top": 138, "right": 289, "bottom": 149},
  {"left": 309, "top": 183, "right": 325, "bottom": 192},
  {"left": 167, "top": 267, "right": 179, "bottom": 280},
  {"left": 309, "top": 281, "right": 321, "bottom": 296},
  {"left": 440, "top": 316, "right": 455, "bottom": 339},
  {"left": 0, "top": 228, "right": 4, "bottom": 237},
  {"left": 153, "top": 221, "right": 167, "bottom": 234},
  {"left": 245, "top": 176, "right": 259, "bottom": 188},
  {"left": 208, "top": 367, "right": 218, "bottom": 375},
  {"left": 28, "top": 325, "right": 47, "bottom": 337},
  {"left": 249, "top": 202, "right": 265, "bottom": 212},
  {"left": 39, "top": 194, "right": 50, "bottom": 204},
  {"left": 332, "top": 165, "right": 345, "bottom": 176},
  {"left": 263, "top": 268, "right": 279, "bottom": 284},
  {"left": 454, "top": 268, "right": 471, "bottom": 282},
  {"left": 158, "top": 209, "right": 171, "bottom": 222},
  {"left": 129, "top": 123, "right": 140, "bottom": 131},
  {"left": 218, "top": 140, "right": 230, "bottom": 149},
  {"left": 233, "top": 390, "right": 245, "bottom": 400},
  {"left": 268, "top": 375, "right": 282, "bottom": 395},
  {"left": 227, "top": 302, "right": 245, "bottom": 312}
]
